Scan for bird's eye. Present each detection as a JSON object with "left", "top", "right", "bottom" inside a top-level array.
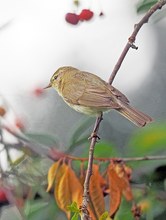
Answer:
[{"left": 53, "top": 75, "right": 58, "bottom": 80}]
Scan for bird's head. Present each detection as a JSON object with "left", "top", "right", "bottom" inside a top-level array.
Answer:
[{"left": 44, "top": 66, "right": 78, "bottom": 89}]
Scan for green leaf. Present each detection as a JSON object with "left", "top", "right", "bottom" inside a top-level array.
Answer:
[
  {"left": 99, "top": 211, "right": 111, "bottom": 220},
  {"left": 94, "top": 141, "right": 120, "bottom": 158},
  {"left": 68, "top": 135, "right": 89, "bottom": 151},
  {"left": 67, "top": 202, "right": 80, "bottom": 220},
  {"left": 24, "top": 200, "right": 48, "bottom": 216},
  {"left": 79, "top": 141, "right": 119, "bottom": 171},
  {"left": 68, "top": 117, "right": 94, "bottom": 151},
  {"left": 71, "top": 212, "right": 80, "bottom": 220},
  {"left": 139, "top": 194, "right": 166, "bottom": 219},
  {"left": 136, "top": 0, "right": 158, "bottom": 14},
  {"left": 24, "top": 132, "right": 58, "bottom": 146},
  {"left": 127, "top": 123, "right": 166, "bottom": 157},
  {"left": 15, "top": 157, "right": 52, "bottom": 186},
  {"left": 114, "top": 199, "right": 133, "bottom": 220},
  {"left": 136, "top": 0, "right": 166, "bottom": 22},
  {"left": 24, "top": 198, "right": 59, "bottom": 220},
  {"left": 67, "top": 202, "right": 80, "bottom": 213},
  {"left": 126, "top": 123, "right": 166, "bottom": 170}
]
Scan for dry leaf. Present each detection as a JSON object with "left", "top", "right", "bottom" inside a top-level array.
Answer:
[
  {"left": 108, "top": 166, "right": 121, "bottom": 217},
  {"left": 68, "top": 165, "right": 83, "bottom": 207},
  {"left": 54, "top": 163, "right": 83, "bottom": 219},
  {"left": 46, "top": 160, "right": 61, "bottom": 192},
  {"left": 108, "top": 162, "right": 133, "bottom": 217},
  {"left": 89, "top": 164, "right": 105, "bottom": 218},
  {"left": 54, "top": 163, "right": 71, "bottom": 219}
]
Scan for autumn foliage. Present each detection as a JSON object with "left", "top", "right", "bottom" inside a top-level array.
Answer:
[{"left": 47, "top": 159, "right": 133, "bottom": 219}]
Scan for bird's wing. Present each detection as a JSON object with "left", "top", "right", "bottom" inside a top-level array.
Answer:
[
  {"left": 108, "top": 85, "right": 129, "bottom": 104},
  {"left": 61, "top": 71, "right": 120, "bottom": 109}
]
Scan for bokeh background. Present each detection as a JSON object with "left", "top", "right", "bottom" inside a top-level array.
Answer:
[{"left": 0, "top": 0, "right": 166, "bottom": 219}]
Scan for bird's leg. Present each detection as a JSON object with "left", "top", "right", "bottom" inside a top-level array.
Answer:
[{"left": 88, "top": 113, "right": 103, "bottom": 140}]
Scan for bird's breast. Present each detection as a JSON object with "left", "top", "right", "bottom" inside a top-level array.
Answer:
[{"left": 64, "top": 101, "right": 111, "bottom": 116}]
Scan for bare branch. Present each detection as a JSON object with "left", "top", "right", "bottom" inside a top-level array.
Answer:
[
  {"left": 81, "top": 114, "right": 103, "bottom": 220},
  {"left": 62, "top": 154, "right": 166, "bottom": 163}
]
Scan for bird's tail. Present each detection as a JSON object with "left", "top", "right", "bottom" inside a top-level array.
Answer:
[{"left": 117, "top": 104, "right": 153, "bottom": 127}]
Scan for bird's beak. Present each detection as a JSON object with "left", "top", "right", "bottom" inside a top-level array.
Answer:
[{"left": 44, "top": 83, "right": 52, "bottom": 89}]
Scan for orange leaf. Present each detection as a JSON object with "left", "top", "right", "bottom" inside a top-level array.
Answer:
[
  {"left": 46, "top": 160, "right": 61, "bottom": 192},
  {"left": 0, "top": 107, "right": 6, "bottom": 117},
  {"left": 108, "top": 165, "right": 122, "bottom": 217},
  {"left": 68, "top": 165, "right": 83, "bottom": 207},
  {"left": 108, "top": 162, "right": 133, "bottom": 217},
  {"left": 98, "top": 171, "right": 107, "bottom": 189},
  {"left": 54, "top": 163, "right": 83, "bottom": 219},
  {"left": 89, "top": 164, "right": 105, "bottom": 218}
]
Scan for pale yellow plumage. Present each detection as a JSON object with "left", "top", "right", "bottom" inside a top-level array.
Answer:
[{"left": 45, "top": 66, "right": 153, "bottom": 127}]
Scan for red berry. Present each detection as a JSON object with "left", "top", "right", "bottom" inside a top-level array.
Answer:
[
  {"left": 0, "top": 189, "right": 7, "bottom": 202},
  {"left": 33, "top": 88, "right": 44, "bottom": 97},
  {"left": 65, "top": 13, "right": 79, "bottom": 25},
  {"left": 15, "top": 118, "right": 25, "bottom": 130},
  {"left": 79, "top": 9, "right": 94, "bottom": 21}
]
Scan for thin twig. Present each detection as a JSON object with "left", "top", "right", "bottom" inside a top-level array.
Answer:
[
  {"left": 57, "top": 154, "right": 166, "bottom": 162},
  {"left": 123, "top": 155, "right": 166, "bottom": 162},
  {"left": 108, "top": 0, "right": 166, "bottom": 85},
  {"left": 1, "top": 137, "right": 166, "bottom": 163}
]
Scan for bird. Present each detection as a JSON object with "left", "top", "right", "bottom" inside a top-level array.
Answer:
[{"left": 44, "top": 66, "right": 153, "bottom": 127}]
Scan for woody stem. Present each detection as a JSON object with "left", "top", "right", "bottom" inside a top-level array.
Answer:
[{"left": 81, "top": 113, "right": 103, "bottom": 219}]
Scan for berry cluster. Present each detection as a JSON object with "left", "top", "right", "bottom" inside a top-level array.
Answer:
[{"left": 65, "top": 9, "right": 94, "bottom": 25}]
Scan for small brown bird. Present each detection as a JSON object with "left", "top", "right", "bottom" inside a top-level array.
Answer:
[{"left": 45, "top": 66, "right": 153, "bottom": 127}]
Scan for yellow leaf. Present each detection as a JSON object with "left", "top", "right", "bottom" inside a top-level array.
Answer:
[
  {"left": 68, "top": 165, "right": 83, "bottom": 207},
  {"left": 54, "top": 163, "right": 83, "bottom": 219},
  {"left": 138, "top": 199, "right": 151, "bottom": 212},
  {"left": 99, "top": 211, "right": 112, "bottom": 220},
  {"left": 89, "top": 164, "right": 105, "bottom": 218},
  {"left": 46, "top": 160, "right": 61, "bottom": 192},
  {"left": 54, "top": 163, "right": 71, "bottom": 219}
]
